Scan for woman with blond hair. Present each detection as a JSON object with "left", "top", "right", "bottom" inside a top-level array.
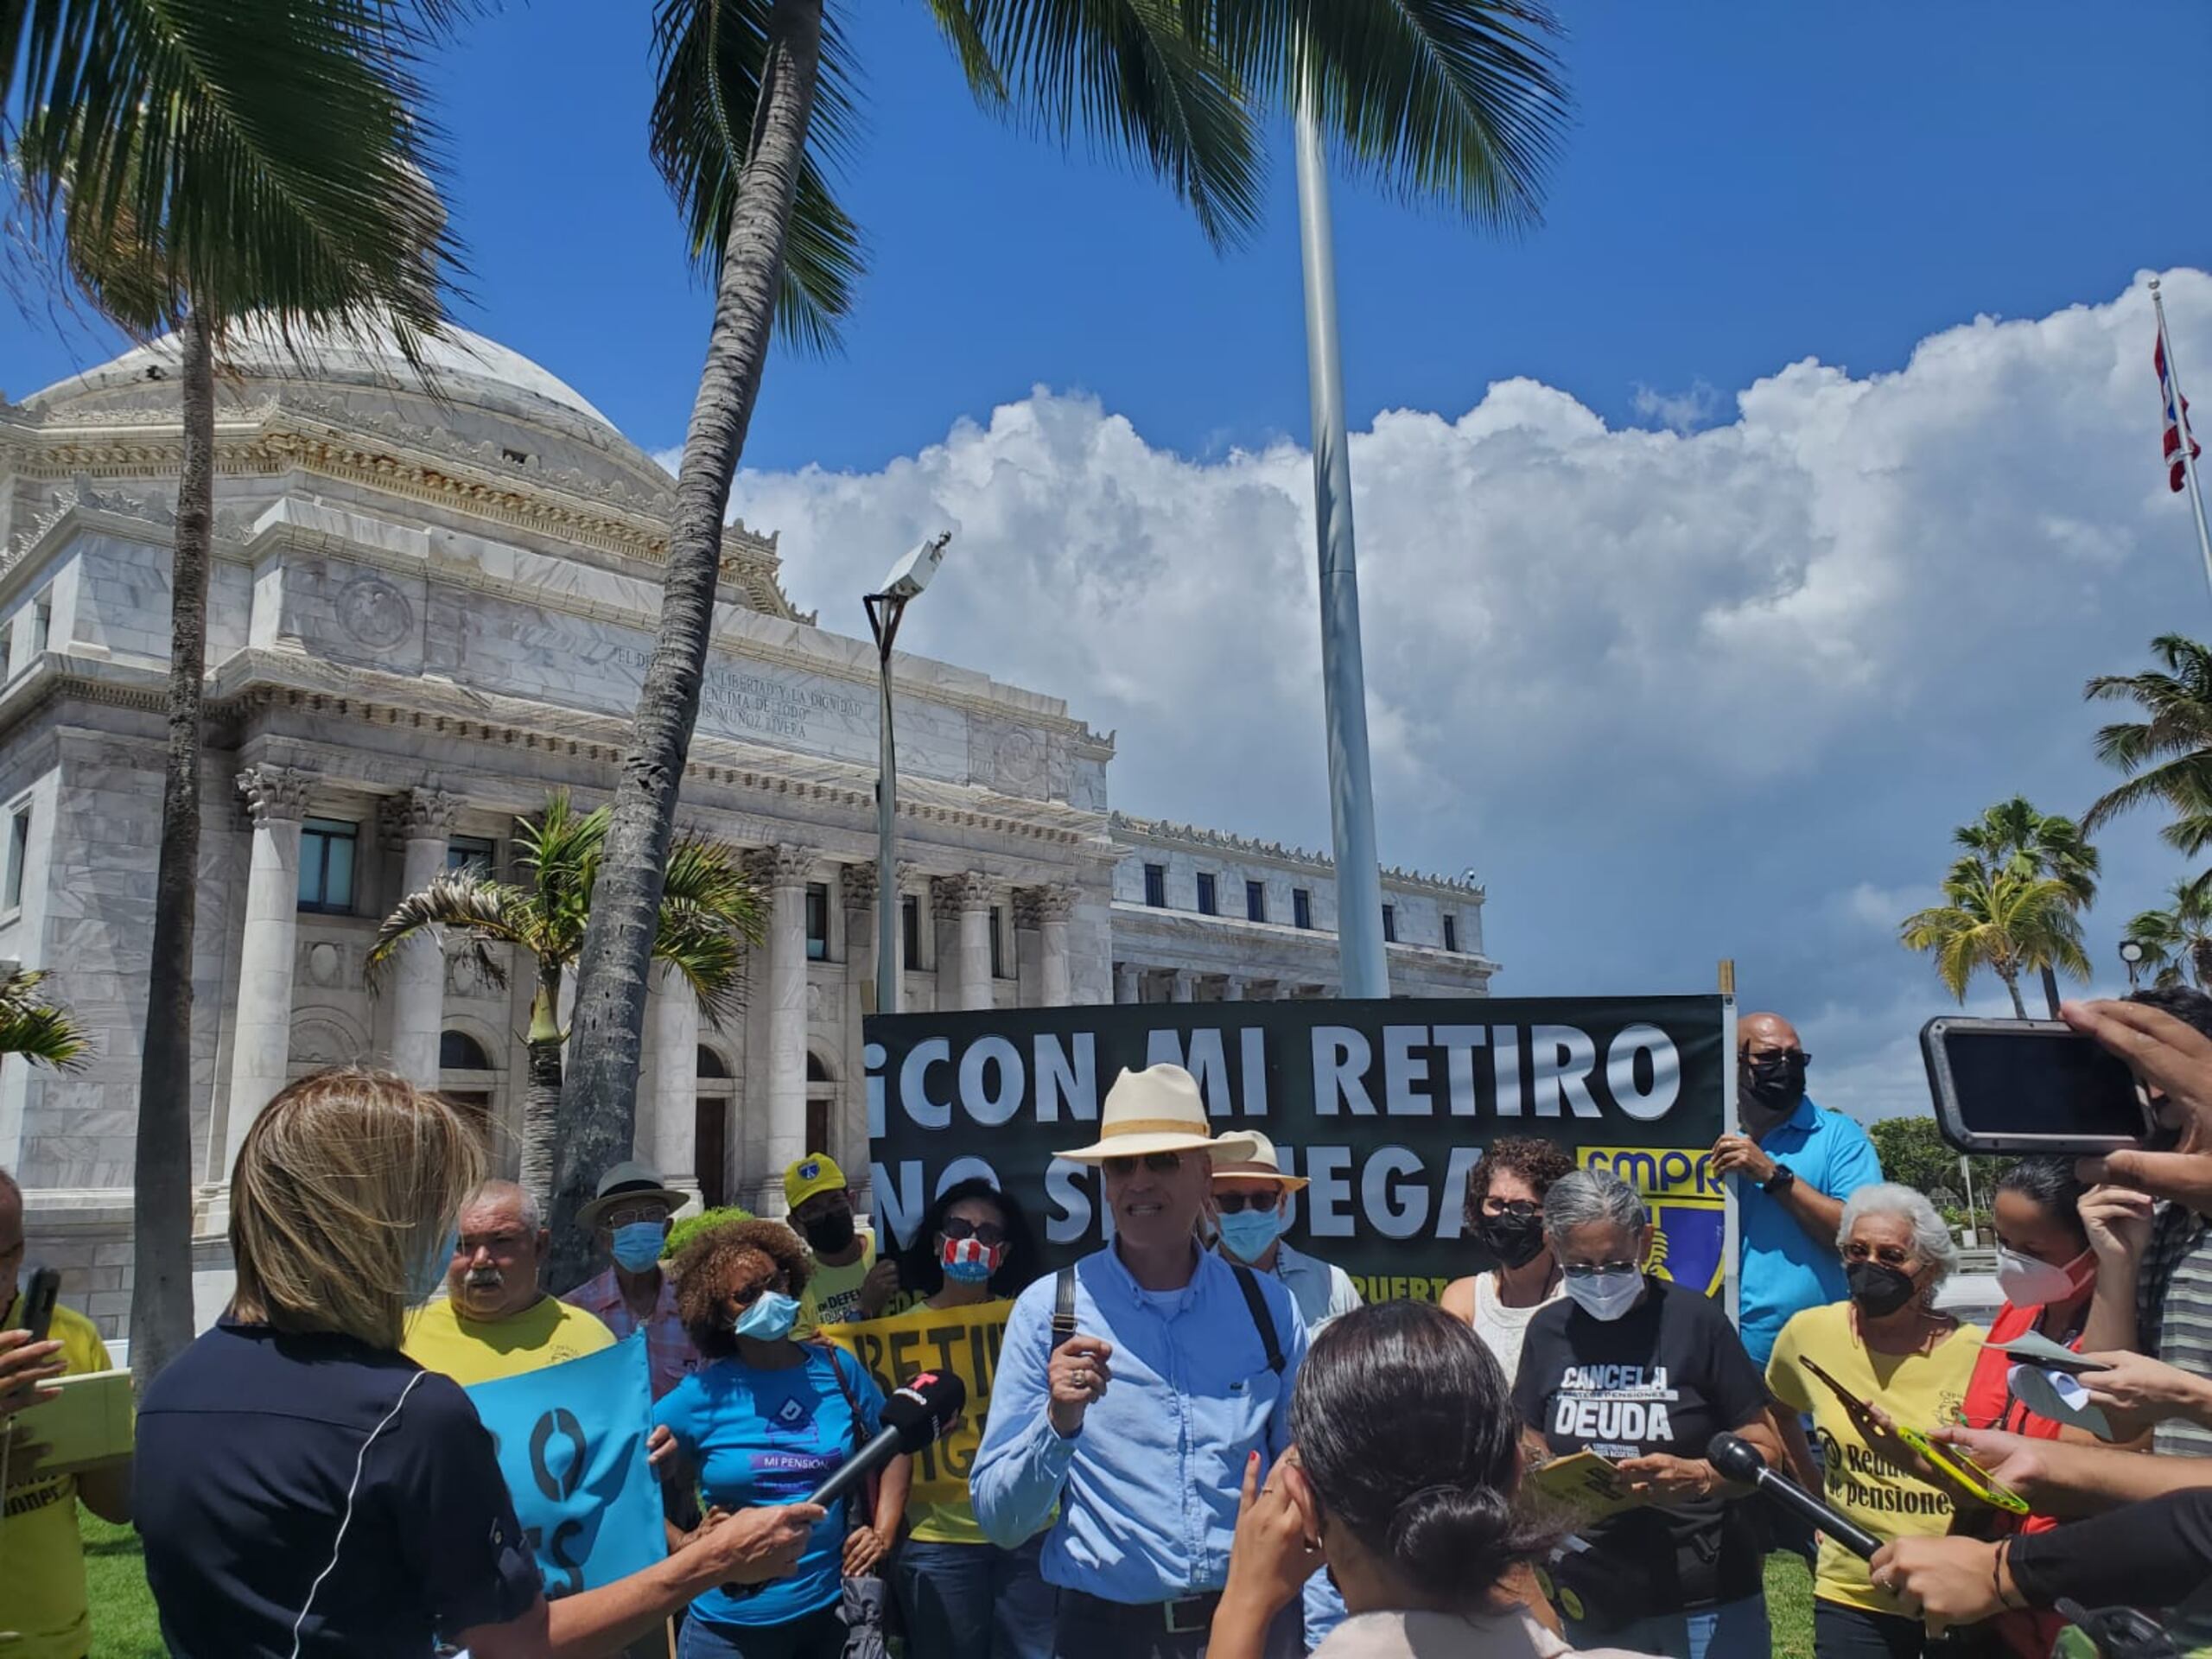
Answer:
[{"left": 135, "top": 1068, "right": 816, "bottom": 1659}]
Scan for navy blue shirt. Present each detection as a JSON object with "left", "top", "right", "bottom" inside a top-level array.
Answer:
[{"left": 137, "top": 1318, "right": 541, "bottom": 1657}]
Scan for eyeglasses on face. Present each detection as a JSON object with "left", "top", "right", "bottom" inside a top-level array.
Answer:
[
  {"left": 1212, "top": 1192, "right": 1281, "bottom": 1215},
  {"left": 1482, "top": 1198, "right": 1541, "bottom": 1219},
  {"left": 1740, "top": 1046, "right": 1811, "bottom": 1065},
  {"left": 602, "top": 1204, "right": 667, "bottom": 1230},
  {"left": 1560, "top": 1261, "right": 1642, "bottom": 1280},
  {"left": 940, "top": 1217, "right": 1007, "bottom": 1246},
  {"left": 728, "top": 1274, "right": 789, "bottom": 1308},
  {"left": 1103, "top": 1152, "right": 1183, "bottom": 1177},
  {"left": 1840, "top": 1241, "right": 1916, "bottom": 1269}
]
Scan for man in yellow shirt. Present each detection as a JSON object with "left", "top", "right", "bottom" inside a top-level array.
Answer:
[
  {"left": 1, "top": 1167, "right": 130, "bottom": 1659},
  {"left": 786, "top": 1154, "right": 898, "bottom": 1336},
  {"left": 404, "top": 1179, "right": 613, "bottom": 1384}
]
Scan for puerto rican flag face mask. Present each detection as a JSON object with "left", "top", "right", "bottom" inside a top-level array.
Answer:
[{"left": 940, "top": 1235, "right": 1005, "bottom": 1283}]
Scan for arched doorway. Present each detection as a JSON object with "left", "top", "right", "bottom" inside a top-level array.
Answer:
[
  {"left": 805, "top": 1050, "right": 836, "bottom": 1164},
  {"left": 694, "top": 1043, "right": 734, "bottom": 1210},
  {"left": 438, "top": 1028, "right": 499, "bottom": 1155}
]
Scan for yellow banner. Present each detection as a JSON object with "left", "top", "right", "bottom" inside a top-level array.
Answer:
[{"left": 820, "top": 1301, "right": 1010, "bottom": 1508}]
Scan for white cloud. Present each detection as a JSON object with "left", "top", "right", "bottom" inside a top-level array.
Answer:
[
  {"left": 1630, "top": 378, "right": 1721, "bottom": 434},
  {"left": 733, "top": 270, "right": 2212, "bottom": 1125}
]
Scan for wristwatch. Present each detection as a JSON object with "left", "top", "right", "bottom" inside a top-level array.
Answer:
[{"left": 1761, "top": 1166, "right": 1797, "bottom": 1197}]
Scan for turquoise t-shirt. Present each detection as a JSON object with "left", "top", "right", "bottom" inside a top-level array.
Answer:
[
  {"left": 653, "top": 1344, "right": 884, "bottom": 1628},
  {"left": 1735, "top": 1095, "right": 1885, "bottom": 1366}
]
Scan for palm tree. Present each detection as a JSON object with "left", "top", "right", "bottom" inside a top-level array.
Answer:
[
  {"left": 1901, "top": 858, "right": 2093, "bottom": 1020},
  {"left": 370, "top": 794, "right": 761, "bottom": 1203},
  {"left": 3, "top": 2, "right": 463, "bottom": 1386},
  {"left": 2084, "top": 634, "right": 2212, "bottom": 861},
  {"left": 1953, "top": 796, "right": 2101, "bottom": 1015},
  {"left": 0, "top": 968, "right": 89, "bottom": 1071},
  {"left": 2123, "top": 879, "right": 2212, "bottom": 989},
  {"left": 553, "top": 0, "right": 1573, "bottom": 1242}
]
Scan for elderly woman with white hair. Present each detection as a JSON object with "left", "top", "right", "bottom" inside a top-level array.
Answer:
[
  {"left": 1510, "top": 1169, "right": 1781, "bottom": 1659},
  {"left": 1765, "top": 1181, "right": 1986, "bottom": 1659}
]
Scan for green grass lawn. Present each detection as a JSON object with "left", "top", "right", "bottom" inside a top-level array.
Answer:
[{"left": 78, "top": 1503, "right": 1820, "bottom": 1657}]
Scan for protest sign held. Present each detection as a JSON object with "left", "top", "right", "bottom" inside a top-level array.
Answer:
[
  {"left": 867, "top": 995, "right": 1730, "bottom": 1302},
  {"left": 465, "top": 1332, "right": 663, "bottom": 1599},
  {"left": 819, "top": 1301, "right": 1009, "bottom": 1507}
]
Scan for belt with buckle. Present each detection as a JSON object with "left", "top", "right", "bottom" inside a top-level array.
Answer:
[{"left": 1062, "top": 1586, "right": 1223, "bottom": 1636}]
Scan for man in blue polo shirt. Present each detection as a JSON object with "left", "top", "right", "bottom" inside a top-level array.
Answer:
[{"left": 1711, "top": 1011, "right": 1884, "bottom": 1368}]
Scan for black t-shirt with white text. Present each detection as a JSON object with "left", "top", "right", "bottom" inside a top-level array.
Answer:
[{"left": 1513, "top": 1276, "right": 1770, "bottom": 1617}]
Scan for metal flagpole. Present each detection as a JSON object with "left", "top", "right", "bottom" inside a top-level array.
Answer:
[
  {"left": 2152, "top": 277, "right": 2212, "bottom": 605},
  {"left": 1294, "top": 73, "right": 1390, "bottom": 1001}
]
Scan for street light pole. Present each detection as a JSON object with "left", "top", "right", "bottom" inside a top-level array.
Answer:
[
  {"left": 2120, "top": 939, "right": 2147, "bottom": 993},
  {"left": 1294, "top": 73, "right": 1389, "bottom": 1001},
  {"left": 863, "top": 533, "right": 952, "bottom": 1020}
]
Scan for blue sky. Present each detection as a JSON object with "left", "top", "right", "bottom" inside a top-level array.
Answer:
[{"left": 12, "top": 1, "right": 2212, "bottom": 1121}]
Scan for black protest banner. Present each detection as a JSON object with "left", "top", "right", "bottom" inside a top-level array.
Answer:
[{"left": 867, "top": 995, "right": 1731, "bottom": 1306}]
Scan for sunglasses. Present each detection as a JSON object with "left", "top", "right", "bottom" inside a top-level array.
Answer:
[
  {"left": 941, "top": 1217, "right": 1007, "bottom": 1246},
  {"left": 1561, "top": 1261, "right": 1642, "bottom": 1280},
  {"left": 1481, "top": 1198, "right": 1541, "bottom": 1219},
  {"left": 1103, "top": 1152, "right": 1184, "bottom": 1177},
  {"left": 1213, "top": 1192, "right": 1281, "bottom": 1215}
]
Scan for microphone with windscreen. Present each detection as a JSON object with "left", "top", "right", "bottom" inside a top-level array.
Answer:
[
  {"left": 1708, "top": 1431, "right": 1884, "bottom": 1560},
  {"left": 807, "top": 1370, "right": 968, "bottom": 1510}
]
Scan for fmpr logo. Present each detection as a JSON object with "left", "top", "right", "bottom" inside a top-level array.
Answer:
[{"left": 1577, "top": 1147, "right": 1725, "bottom": 1297}]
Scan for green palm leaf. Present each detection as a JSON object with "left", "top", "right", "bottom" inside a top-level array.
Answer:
[{"left": 0, "top": 968, "right": 89, "bottom": 1070}]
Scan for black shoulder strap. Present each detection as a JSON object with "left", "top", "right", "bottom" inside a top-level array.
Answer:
[
  {"left": 1051, "top": 1264, "right": 1077, "bottom": 1353},
  {"left": 1229, "top": 1262, "right": 1284, "bottom": 1376}
]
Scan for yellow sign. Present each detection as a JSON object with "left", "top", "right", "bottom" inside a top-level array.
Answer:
[
  {"left": 1578, "top": 1145, "right": 1726, "bottom": 1296},
  {"left": 820, "top": 1301, "right": 1011, "bottom": 1507}
]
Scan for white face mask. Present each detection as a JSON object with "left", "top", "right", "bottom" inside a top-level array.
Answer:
[
  {"left": 1563, "top": 1267, "right": 1644, "bottom": 1322},
  {"left": 1993, "top": 1244, "right": 2093, "bottom": 1309}
]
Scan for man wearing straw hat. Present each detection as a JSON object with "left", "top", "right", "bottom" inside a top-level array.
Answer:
[
  {"left": 1209, "top": 1132, "right": 1363, "bottom": 1337},
  {"left": 971, "top": 1064, "right": 1316, "bottom": 1659}
]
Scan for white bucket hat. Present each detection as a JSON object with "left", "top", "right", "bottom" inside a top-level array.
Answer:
[
  {"left": 1208, "top": 1129, "right": 1310, "bottom": 1192},
  {"left": 1058, "top": 1064, "right": 1260, "bottom": 1166}
]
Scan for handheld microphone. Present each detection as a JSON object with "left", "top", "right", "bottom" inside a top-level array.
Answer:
[
  {"left": 1708, "top": 1432, "right": 1885, "bottom": 1561},
  {"left": 807, "top": 1370, "right": 968, "bottom": 1511}
]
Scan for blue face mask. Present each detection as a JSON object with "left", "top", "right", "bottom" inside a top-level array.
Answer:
[
  {"left": 610, "top": 1221, "right": 666, "bottom": 1274},
  {"left": 410, "top": 1227, "right": 458, "bottom": 1304},
  {"left": 1217, "top": 1207, "right": 1287, "bottom": 1263},
  {"left": 732, "top": 1289, "right": 799, "bottom": 1342}
]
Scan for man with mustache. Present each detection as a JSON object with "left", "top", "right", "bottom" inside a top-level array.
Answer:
[{"left": 403, "top": 1179, "right": 614, "bottom": 1383}]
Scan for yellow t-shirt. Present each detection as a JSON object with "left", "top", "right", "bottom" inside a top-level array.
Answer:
[
  {"left": 795, "top": 1230, "right": 876, "bottom": 1338},
  {"left": 1766, "top": 1301, "right": 1986, "bottom": 1615},
  {"left": 1, "top": 1298, "right": 113, "bottom": 1659},
  {"left": 403, "top": 1293, "right": 614, "bottom": 1385}
]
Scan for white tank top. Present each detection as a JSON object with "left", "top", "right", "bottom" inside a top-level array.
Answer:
[{"left": 1470, "top": 1272, "right": 1564, "bottom": 1384}]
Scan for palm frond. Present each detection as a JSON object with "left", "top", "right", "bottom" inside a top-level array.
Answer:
[
  {"left": 365, "top": 872, "right": 532, "bottom": 987},
  {"left": 653, "top": 832, "right": 764, "bottom": 1028},
  {"left": 0, "top": 968, "right": 89, "bottom": 1069}
]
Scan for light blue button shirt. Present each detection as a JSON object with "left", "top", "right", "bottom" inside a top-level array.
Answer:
[
  {"left": 971, "top": 1243, "right": 1307, "bottom": 1604},
  {"left": 1735, "top": 1094, "right": 1884, "bottom": 1366}
]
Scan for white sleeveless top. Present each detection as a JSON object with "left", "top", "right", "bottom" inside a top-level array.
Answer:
[{"left": 1470, "top": 1272, "right": 1564, "bottom": 1384}]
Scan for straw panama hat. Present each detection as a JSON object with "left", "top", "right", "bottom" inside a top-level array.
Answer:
[
  {"left": 1208, "top": 1130, "right": 1310, "bottom": 1192},
  {"left": 575, "top": 1160, "right": 690, "bottom": 1232},
  {"left": 1058, "top": 1064, "right": 1261, "bottom": 1166}
]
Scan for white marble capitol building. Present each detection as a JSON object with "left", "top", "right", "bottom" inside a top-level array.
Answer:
[{"left": 0, "top": 326, "right": 1494, "bottom": 1336}]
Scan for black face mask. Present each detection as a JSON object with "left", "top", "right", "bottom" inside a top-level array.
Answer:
[
  {"left": 1475, "top": 1211, "right": 1549, "bottom": 1270},
  {"left": 1846, "top": 1259, "right": 1918, "bottom": 1318},
  {"left": 1740, "top": 1052, "right": 1808, "bottom": 1119},
  {"left": 802, "top": 1209, "right": 856, "bottom": 1255}
]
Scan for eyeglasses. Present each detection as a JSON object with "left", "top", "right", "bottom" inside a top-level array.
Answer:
[
  {"left": 1561, "top": 1261, "right": 1642, "bottom": 1280},
  {"left": 941, "top": 1217, "right": 1007, "bottom": 1246},
  {"left": 1482, "top": 1198, "right": 1541, "bottom": 1219},
  {"left": 1103, "top": 1152, "right": 1183, "bottom": 1177},
  {"left": 1840, "top": 1242, "right": 1916, "bottom": 1269},
  {"left": 1213, "top": 1192, "right": 1281, "bottom": 1216},
  {"left": 1740, "top": 1046, "right": 1811, "bottom": 1065},
  {"left": 602, "top": 1204, "right": 667, "bottom": 1230},
  {"left": 728, "top": 1274, "right": 788, "bottom": 1308}
]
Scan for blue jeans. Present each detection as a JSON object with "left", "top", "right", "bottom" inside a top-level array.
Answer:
[
  {"left": 1571, "top": 1592, "right": 1770, "bottom": 1659},
  {"left": 893, "top": 1535, "right": 1056, "bottom": 1659},
  {"left": 675, "top": 1605, "right": 844, "bottom": 1659}
]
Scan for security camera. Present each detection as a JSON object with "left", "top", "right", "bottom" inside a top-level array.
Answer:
[{"left": 876, "top": 532, "right": 952, "bottom": 601}]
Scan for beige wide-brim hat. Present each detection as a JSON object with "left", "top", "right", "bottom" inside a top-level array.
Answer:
[
  {"left": 576, "top": 1160, "right": 689, "bottom": 1232},
  {"left": 1058, "top": 1064, "right": 1261, "bottom": 1166},
  {"left": 1209, "top": 1129, "right": 1310, "bottom": 1192}
]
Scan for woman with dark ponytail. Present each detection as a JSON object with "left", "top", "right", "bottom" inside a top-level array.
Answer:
[{"left": 1210, "top": 1300, "right": 1653, "bottom": 1658}]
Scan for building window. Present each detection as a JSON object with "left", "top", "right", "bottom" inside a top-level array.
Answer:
[
  {"left": 902, "top": 896, "right": 921, "bottom": 969},
  {"left": 0, "top": 632, "right": 10, "bottom": 681},
  {"left": 447, "top": 836, "right": 496, "bottom": 877},
  {"left": 805, "top": 882, "right": 830, "bottom": 961},
  {"left": 3, "top": 804, "right": 28, "bottom": 911},
  {"left": 990, "top": 906, "right": 1007, "bottom": 978},
  {"left": 1143, "top": 863, "right": 1166, "bottom": 909},
  {"left": 697, "top": 1044, "right": 731, "bottom": 1079},
  {"left": 1196, "top": 873, "right": 1217, "bottom": 916},
  {"left": 1293, "top": 888, "right": 1313, "bottom": 931},
  {"left": 30, "top": 592, "right": 51, "bottom": 656},
  {"left": 1443, "top": 913, "right": 1459, "bottom": 953},
  {"left": 1245, "top": 880, "right": 1266, "bottom": 923},
  {"left": 297, "top": 817, "right": 358, "bottom": 913},
  {"left": 1382, "top": 904, "right": 1398, "bottom": 944},
  {"left": 440, "top": 1030, "right": 493, "bottom": 1071}
]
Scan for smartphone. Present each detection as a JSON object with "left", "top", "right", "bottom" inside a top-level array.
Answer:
[
  {"left": 1921, "top": 1017, "right": 2152, "bottom": 1155},
  {"left": 17, "top": 1265, "right": 60, "bottom": 1343},
  {"left": 1993, "top": 1337, "right": 2113, "bottom": 1378},
  {"left": 1797, "top": 1356, "right": 2030, "bottom": 1515}
]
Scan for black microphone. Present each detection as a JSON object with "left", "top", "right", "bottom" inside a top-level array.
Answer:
[
  {"left": 1708, "top": 1432, "right": 1885, "bottom": 1560},
  {"left": 807, "top": 1370, "right": 968, "bottom": 1511}
]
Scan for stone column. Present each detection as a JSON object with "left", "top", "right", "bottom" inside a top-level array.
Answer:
[
  {"left": 648, "top": 966, "right": 701, "bottom": 1198},
  {"left": 382, "top": 789, "right": 456, "bottom": 1087},
  {"left": 224, "top": 766, "right": 315, "bottom": 1171},
  {"left": 1114, "top": 962, "right": 1139, "bottom": 1005},
  {"left": 1169, "top": 969, "right": 1193, "bottom": 1004},
  {"left": 1037, "top": 885, "right": 1077, "bottom": 1007},
  {"left": 935, "top": 873, "right": 995, "bottom": 1012},
  {"left": 750, "top": 845, "right": 814, "bottom": 1197},
  {"left": 842, "top": 861, "right": 878, "bottom": 1016},
  {"left": 1223, "top": 976, "right": 1246, "bottom": 1001}
]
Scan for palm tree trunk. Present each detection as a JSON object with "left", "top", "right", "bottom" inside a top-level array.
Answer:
[
  {"left": 2001, "top": 971, "right": 2028, "bottom": 1020},
  {"left": 517, "top": 972, "right": 565, "bottom": 1210},
  {"left": 550, "top": 0, "right": 823, "bottom": 1283},
  {"left": 130, "top": 308, "right": 213, "bottom": 1389},
  {"left": 2039, "top": 963, "right": 2062, "bottom": 1019}
]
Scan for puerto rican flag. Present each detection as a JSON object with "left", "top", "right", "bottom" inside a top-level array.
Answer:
[{"left": 2159, "top": 333, "right": 2202, "bottom": 493}]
